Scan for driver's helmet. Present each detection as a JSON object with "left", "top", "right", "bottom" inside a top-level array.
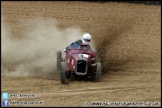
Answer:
[{"left": 82, "top": 33, "right": 91, "bottom": 44}]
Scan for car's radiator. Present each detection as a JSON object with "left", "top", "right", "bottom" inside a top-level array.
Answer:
[
  {"left": 77, "top": 60, "right": 86, "bottom": 73},
  {"left": 75, "top": 59, "right": 87, "bottom": 75}
]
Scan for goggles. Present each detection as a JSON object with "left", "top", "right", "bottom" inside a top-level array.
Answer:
[{"left": 83, "top": 38, "right": 91, "bottom": 42}]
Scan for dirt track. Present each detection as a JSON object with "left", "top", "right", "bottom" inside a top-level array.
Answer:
[{"left": 1, "top": 1, "right": 161, "bottom": 107}]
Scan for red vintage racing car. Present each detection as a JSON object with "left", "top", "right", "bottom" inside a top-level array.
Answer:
[{"left": 57, "top": 44, "right": 101, "bottom": 84}]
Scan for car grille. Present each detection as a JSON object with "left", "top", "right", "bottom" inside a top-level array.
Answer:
[{"left": 77, "top": 60, "right": 87, "bottom": 73}]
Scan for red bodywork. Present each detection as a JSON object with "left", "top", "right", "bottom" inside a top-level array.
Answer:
[{"left": 65, "top": 45, "right": 96, "bottom": 76}]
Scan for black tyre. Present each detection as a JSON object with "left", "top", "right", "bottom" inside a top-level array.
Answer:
[
  {"left": 94, "top": 63, "right": 101, "bottom": 82},
  {"left": 60, "top": 62, "right": 66, "bottom": 84},
  {"left": 57, "top": 51, "right": 62, "bottom": 72}
]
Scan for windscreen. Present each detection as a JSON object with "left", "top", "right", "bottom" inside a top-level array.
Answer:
[{"left": 69, "top": 44, "right": 81, "bottom": 49}]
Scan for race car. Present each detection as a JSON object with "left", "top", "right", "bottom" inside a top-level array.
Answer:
[{"left": 57, "top": 43, "right": 101, "bottom": 84}]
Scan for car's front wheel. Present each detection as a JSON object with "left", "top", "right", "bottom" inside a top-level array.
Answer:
[
  {"left": 60, "top": 62, "right": 66, "bottom": 84},
  {"left": 57, "top": 51, "right": 62, "bottom": 72},
  {"left": 94, "top": 63, "right": 101, "bottom": 82}
]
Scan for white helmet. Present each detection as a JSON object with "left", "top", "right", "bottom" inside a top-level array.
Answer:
[{"left": 82, "top": 33, "right": 91, "bottom": 44}]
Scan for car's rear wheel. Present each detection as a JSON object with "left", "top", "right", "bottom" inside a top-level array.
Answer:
[
  {"left": 57, "top": 51, "right": 62, "bottom": 72},
  {"left": 94, "top": 63, "right": 101, "bottom": 82},
  {"left": 60, "top": 62, "right": 66, "bottom": 84}
]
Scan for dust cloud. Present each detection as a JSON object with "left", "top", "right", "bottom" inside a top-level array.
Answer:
[{"left": 1, "top": 17, "right": 86, "bottom": 80}]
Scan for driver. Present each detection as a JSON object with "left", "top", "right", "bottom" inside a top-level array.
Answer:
[{"left": 64, "top": 33, "right": 92, "bottom": 52}]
